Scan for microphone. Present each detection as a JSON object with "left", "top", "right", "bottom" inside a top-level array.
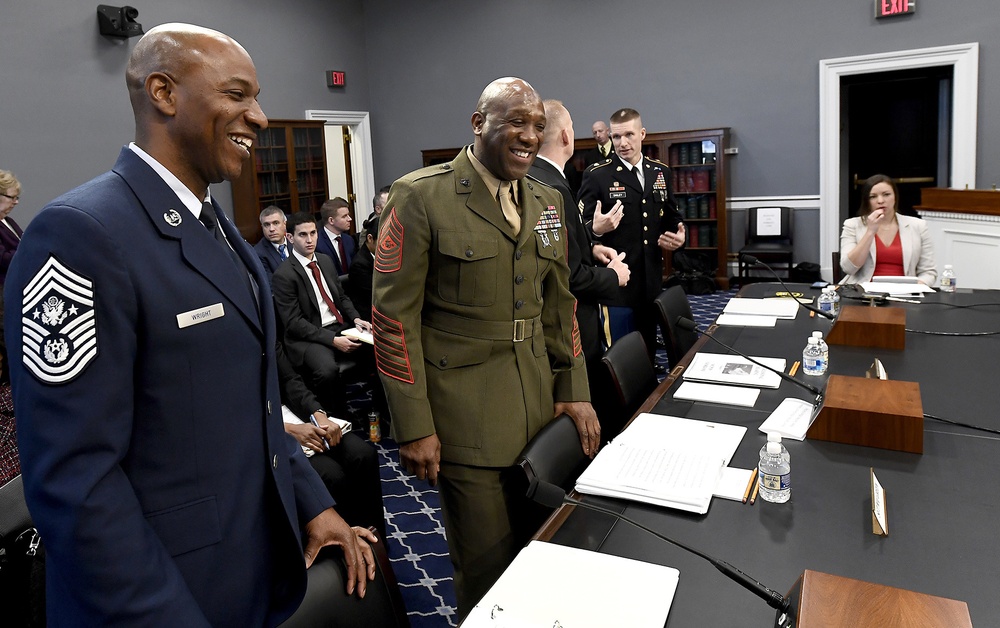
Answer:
[
  {"left": 527, "top": 478, "right": 793, "bottom": 618},
  {"left": 739, "top": 253, "right": 834, "bottom": 320},
  {"left": 676, "top": 316, "right": 824, "bottom": 399}
]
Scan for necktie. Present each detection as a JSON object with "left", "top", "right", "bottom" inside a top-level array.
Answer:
[
  {"left": 200, "top": 201, "right": 256, "bottom": 299},
  {"left": 307, "top": 260, "right": 344, "bottom": 324},
  {"left": 278, "top": 243, "right": 287, "bottom": 260},
  {"left": 632, "top": 164, "right": 644, "bottom": 191},
  {"left": 600, "top": 144, "right": 607, "bottom": 158},
  {"left": 498, "top": 181, "right": 520, "bottom": 234},
  {"left": 336, "top": 235, "right": 349, "bottom": 269}
]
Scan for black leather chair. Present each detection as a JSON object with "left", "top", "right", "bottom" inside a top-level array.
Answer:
[
  {"left": 653, "top": 286, "right": 699, "bottom": 368},
  {"left": 515, "top": 413, "right": 590, "bottom": 494},
  {"left": 739, "top": 206, "right": 794, "bottom": 280},
  {"left": 601, "top": 331, "right": 659, "bottom": 428},
  {"left": 280, "top": 527, "right": 410, "bottom": 628}
]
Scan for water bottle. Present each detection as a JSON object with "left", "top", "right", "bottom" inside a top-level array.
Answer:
[
  {"left": 940, "top": 265, "right": 956, "bottom": 293},
  {"left": 368, "top": 411, "right": 382, "bottom": 443},
  {"left": 802, "top": 336, "right": 823, "bottom": 376},
  {"left": 811, "top": 331, "right": 828, "bottom": 375},
  {"left": 759, "top": 433, "right": 790, "bottom": 503},
  {"left": 828, "top": 287, "right": 841, "bottom": 315},
  {"left": 816, "top": 288, "right": 835, "bottom": 316}
]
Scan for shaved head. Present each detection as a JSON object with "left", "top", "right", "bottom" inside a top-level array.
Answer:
[{"left": 471, "top": 77, "right": 545, "bottom": 181}]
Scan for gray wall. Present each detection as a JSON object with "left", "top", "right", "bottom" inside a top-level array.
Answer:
[
  {"left": 0, "top": 0, "right": 369, "bottom": 220},
  {"left": 3, "top": 0, "right": 998, "bottom": 227},
  {"left": 364, "top": 0, "right": 1000, "bottom": 197}
]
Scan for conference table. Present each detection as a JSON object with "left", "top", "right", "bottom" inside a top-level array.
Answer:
[{"left": 536, "top": 283, "right": 999, "bottom": 626}]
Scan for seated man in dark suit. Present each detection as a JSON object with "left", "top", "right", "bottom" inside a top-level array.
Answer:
[
  {"left": 347, "top": 214, "right": 378, "bottom": 322},
  {"left": 253, "top": 205, "right": 288, "bottom": 283},
  {"left": 315, "top": 197, "right": 355, "bottom": 276},
  {"left": 276, "top": 341, "right": 386, "bottom": 540},
  {"left": 273, "top": 212, "right": 386, "bottom": 423}
]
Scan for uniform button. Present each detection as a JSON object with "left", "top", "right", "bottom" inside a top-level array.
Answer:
[
  {"left": 515, "top": 300, "right": 524, "bottom": 309},
  {"left": 660, "top": 210, "right": 664, "bottom": 217},
  {"left": 644, "top": 239, "right": 649, "bottom": 245},
  {"left": 515, "top": 275, "right": 524, "bottom": 285},
  {"left": 440, "top": 356, "right": 448, "bottom": 367},
  {"left": 465, "top": 249, "right": 474, "bottom": 258},
  {"left": 267, "top": 400, "right": 272, "bottom": 414},
  {"left": 272, "top": 455, "right": 278, "bottom": 468},
  {"left": 642, "top": 199, "right": 647, "bottom": 204},
  {"left": 515, "top": 250, "right": 523, "bottom": 260},
  {"left": 643, "top": 226, "right": 648, "bottom": 232},
  {"left": 643, "top": 212, "right": 648, "bottom": 218}
]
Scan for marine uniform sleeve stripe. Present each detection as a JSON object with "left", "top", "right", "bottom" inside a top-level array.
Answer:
[
  {"left": 571, "top": 302, "right": 583, "bottom": 358},
  {"left": 372, "top": 306, "right": 413, "bottom": 383},
  {"left": 374, "top": 207, "right": 404, "bottom": 274}
]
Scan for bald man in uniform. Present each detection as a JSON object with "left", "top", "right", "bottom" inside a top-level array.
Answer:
[
  {"left": 5, "top": 23, "right": 373, "bottom": 626},
  {"left": 372, "top": 77, "right": 600, "bottom": 616}
]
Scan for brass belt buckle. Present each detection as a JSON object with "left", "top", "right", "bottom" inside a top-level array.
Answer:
[{"left": 513, "top": 319, "right": 527, "bottom": 342}]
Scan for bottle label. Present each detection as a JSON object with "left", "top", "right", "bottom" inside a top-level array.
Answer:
[
  {"left": 761, "top": 472, "right": 790, "bottom": 491},
  {"left": 804, "top": 357, "right": 821, "bottom": 370},
  {"left": 819, "top": 300, "right": 834, "bottom": 313}
]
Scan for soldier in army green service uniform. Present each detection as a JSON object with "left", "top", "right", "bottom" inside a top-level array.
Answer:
[{"left": 371, "top": 77, "right": 600, "bottom": 617}]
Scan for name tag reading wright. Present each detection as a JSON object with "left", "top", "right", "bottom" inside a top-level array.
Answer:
[{"left": 176, "top": 303, "right": 225, "bottom": 328}]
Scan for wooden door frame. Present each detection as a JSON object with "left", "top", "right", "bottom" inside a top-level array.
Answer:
[{"left": 818, "top": 42, "right": 979, "bottom": 278}]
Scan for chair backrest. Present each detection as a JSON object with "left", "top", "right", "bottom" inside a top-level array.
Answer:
[
  {"left": 515, "top": 413, "right": 590, "bottom": 494},
  {"left": 831, "top": 250, "right": 844, "bottom": 284},
  {"left": 653, "top": 286, "right": 699, "bottom": 367},
  {"left": 280, "top": 526, "right": 410, "bottom": 628},
  {"left": 745, "top": 206, "right": 793, "bottom": 243},
  {"left": 601, "top": 331, "right": 658, "bottom": 419}
]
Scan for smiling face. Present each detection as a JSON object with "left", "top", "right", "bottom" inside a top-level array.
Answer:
[
  {"left": 472, "top": 78, "right": 545, "bottom": 181},
  {"left": 610, "top": 117, "right": 645, "bottom": 166}
]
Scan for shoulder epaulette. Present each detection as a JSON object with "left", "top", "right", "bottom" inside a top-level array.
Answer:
[
  {"left": 586, "top": 159, "right": 613, "bottom": 172},
  {"left": 646, "top": 157, "right": 670, "bottom": 169},
  {"left": 403, "top": 162, "right": 454, "bottom": 183},
  {"left": 525, "top": 173, "right": 555, "bottom": 190}
]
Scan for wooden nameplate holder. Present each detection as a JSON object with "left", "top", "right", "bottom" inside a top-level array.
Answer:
[
  {"left": 808, "top": 375, "right": 923, "bottom": 453},
  {"left": 779, "top": 569, "right": 972, "bottom": 628},
  {"left": 826, "top": 305, "right": 905, "bottom": 350}
]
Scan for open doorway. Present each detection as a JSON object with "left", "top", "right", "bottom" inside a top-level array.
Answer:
[
  {"left": 305, "top": 110, "right": 376, "bottom": 228},
  {"left": 841, "top": 66, "right": 952, "bottom": 224},
  {"left": 817, "top": 42, "right": 978, "bottom": 280}
]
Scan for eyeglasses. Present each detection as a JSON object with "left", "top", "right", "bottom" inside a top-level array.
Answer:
[{"left": 0, "top": 193, "right": 18, "bottom": 202}]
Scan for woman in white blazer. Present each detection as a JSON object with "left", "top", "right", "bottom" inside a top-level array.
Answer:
[{"left": 840, "top": 174, "right": 937, "bottom": 285}]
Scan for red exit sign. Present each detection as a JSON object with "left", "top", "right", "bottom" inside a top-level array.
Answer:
[
  {"left": 876, "top": 0, "right": 915, "bottom": 18},
  {"left": 326, "top": 70, "right": 346, "bottom": 88}
]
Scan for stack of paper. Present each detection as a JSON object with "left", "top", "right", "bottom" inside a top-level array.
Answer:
[
  {"left": 722, "top": 297, "right": 799, "bottom": 319},
  {"left": 575, "top": 413, "right": 746, "bottom": 514},
  {"left": 860, "top": 280, "right": 934, "bottom": 296},
  {"left": 683, "top": 352, "right": 786, "bottom": 389},
  {"left": 465, "top": 541, "right": 679, "bottom": 628},
  {"left": 758, "top": 397, "right": 819, "bottom": 440}
]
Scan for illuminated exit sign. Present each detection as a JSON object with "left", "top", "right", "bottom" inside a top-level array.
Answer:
[
  {"left": 876, "top": 0, "right": 915, "bottom": 18},
  {"left": 326, "top": 70, "right": 346, "bottom": 88}
]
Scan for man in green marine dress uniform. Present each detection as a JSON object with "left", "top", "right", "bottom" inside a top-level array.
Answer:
[{"left": 372, "top": 77, "right": 601, "bottom": 617}]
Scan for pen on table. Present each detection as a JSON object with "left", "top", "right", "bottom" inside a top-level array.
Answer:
[
  {"left": 309, "top": 414, "right": 331, "bottom": 450},
  {"left": 789, "top": 361, "right": 800, "bottom": 377},
  {"left": 742, "top": 468, "right": 758, "bottom": 504},
  {"left": 749, "top": 476, "right": 760, "bottom": 505}
]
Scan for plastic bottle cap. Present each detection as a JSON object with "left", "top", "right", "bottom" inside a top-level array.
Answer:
[
  {"left": 812, "top": 331, "right": 823, "bottom": 339},
  {"left": 945, "top": 264, "right": 953, "bottom": 269},
  {"left": 808, "top": 337, "right": 818, "bottom": 345},
  {"left": 767, "top": 432, "right": 782, "bottom": 443},
  {"left": 767, "top": 442, "right": 782, "bottom": 454}
]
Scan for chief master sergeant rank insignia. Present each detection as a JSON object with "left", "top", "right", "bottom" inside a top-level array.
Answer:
[{"left": 20, "top": 255, "right": 98, "bottom": 385}]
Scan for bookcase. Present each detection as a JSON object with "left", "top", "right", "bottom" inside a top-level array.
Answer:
[{"left": 232, "top": 119, "right": 329, "bottom": 242}]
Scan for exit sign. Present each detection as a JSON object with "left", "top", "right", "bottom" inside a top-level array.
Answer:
[
  {"left": 326, "top": 70, "right": 346, "bottom": 88},
  {"left": 876, "top": 0, "right": 915, "bottom": 18}
]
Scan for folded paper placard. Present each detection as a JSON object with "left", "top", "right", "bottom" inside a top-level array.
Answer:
[{"left": 871, "top": 468, "right": 888, "bottom": 536}]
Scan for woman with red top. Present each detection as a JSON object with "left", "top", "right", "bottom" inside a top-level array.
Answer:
[{"left": 840, "top": 174, "right": 937, "bottom": 285}]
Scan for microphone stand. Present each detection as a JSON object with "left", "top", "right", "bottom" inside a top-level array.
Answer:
[{"left": 739, "top": 254, "right": 834, "bottom": 320}]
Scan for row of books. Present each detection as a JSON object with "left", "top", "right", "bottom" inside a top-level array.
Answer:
[
  {"left": 677, "top": 195, "right": 717, "bottom": 220},
  {"left": 673, "top": 169, "right": 715, "bottom": 193},
  {"left": 688, "top": 224, "right": 718, "bottom": 248},
  {"left": 669, "top": 142, "right": 717, "bottom": 166}
]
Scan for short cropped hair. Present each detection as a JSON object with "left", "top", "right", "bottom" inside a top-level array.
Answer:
[
  {"left": 609, "top": 108, "right": 641, "bottom": 125},
  {"left": 285, "top": 211, "right": 317, "bottom": 235},
  {"left": 258, "top": 205, "right": 284, "bottom": 222},
  {"left": 373, "top": 185, "right": 391, "bottom": 209},
  {"left": 320, "top": 197, "right": 350, "bottom": 221}
]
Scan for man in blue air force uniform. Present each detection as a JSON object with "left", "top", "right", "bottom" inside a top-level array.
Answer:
[{"left": 4, "top": 23, "right": 373, "bottom": 626}]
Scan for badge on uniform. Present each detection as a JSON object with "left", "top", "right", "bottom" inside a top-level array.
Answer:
[
  {"left": 534, "top": 205, "right": 563, "bottom": 248},
  {"left": 20, "top": 255, "right": 98, "bottom": 385},
  {"left": 653, "top": 171, "right": 668, "bottom": 202},
  {"left": 609, "top": 183, "right": 626, "bottom": 200}
]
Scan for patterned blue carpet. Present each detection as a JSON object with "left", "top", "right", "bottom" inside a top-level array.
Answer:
[{"left": 362, "top": 289, "right": 737, "bottom": 627}]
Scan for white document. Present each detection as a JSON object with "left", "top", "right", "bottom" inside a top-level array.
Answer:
[
  {"left": 716, "top": 313, "right": 778, "bottom": 327},
  {"left": 683, "top": 353, "right": 786, "bottom": 389},
  {"left": 871, "top": 275, "right": 920, "bottom": 284},
  {"left": 860, "top": 280, "right": 934, "bottom": 296},
  {"left": 758, "top": 397, "right": 817, "bottom": 440},
  {"left": 673, "top": 381, "right": 760, "bottom": 407},
  {"left": 575, "top": 413, "right": 747, "bottom": 514},
  {"left": 341, "top": 327, "right": 374, "bottom": 344},
  {"left": 714, "top": 467, "right": 755, "bottom": 502},
  {"left": 755, "top": 206, "right": 782, "bottom": 236},
  {"left": 723, "top": 298, "right": 799, "bottom": 319},
  {"left": 465, "top": 541, "right": 679, "bottom": 628}
]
